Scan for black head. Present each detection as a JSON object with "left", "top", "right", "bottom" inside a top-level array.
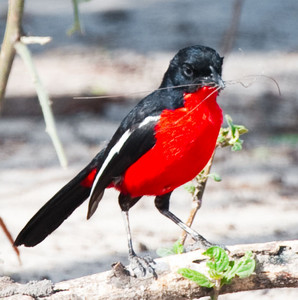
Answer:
[{"left": 160, "top": 45, "right": 224, "bottom": 93}]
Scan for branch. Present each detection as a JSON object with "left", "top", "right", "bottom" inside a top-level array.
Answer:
[
  {"left": 180, "top": 151, "right": 216, "bottom": 244},
  {"left": 0, "top": 0, "right": 24, "bottom": 109},
  {"left": 67, "top": 0, "right": 83, "bottom": 35},
  {"left": 0, "top": 217, "right": 21, "bottom": 265},
  {"left": 181, "top": 116, "right": 248, "bottom": 245},
  {"left": 220, "top": 0, "right": 245, "bottom": 56},
  {"left": 1, "top": 240, "right": 297, "bottom": 299},
  {"left": 0, "top": 2, "right": 67, "bottom": 167},
  {"left": 20, "top": 36, "right": 52, "bottom": 45},
  {"left": 14, "top": 41, "right": 68, "bottom": 168}
]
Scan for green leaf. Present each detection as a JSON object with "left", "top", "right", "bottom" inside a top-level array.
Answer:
[
  {"left": 225, "top": 114, "right": 235, "bottom": 136},
  {"left": 172, "top": 240, "right": 184, "bottom": 254},
  {"left": 235, "top": 124, "right": 248, "bottom": 135},
  {"left": 178, "top": 268, "right": 214, "bottom": 288},
  {"left": 184, "top": 183, "right": 196, "bottom": 195},
  {"left": 217, "top": 115, "right": 248, "bottom": 152},
  {"left": 231, "top": 140, "right": 243, "bottom": 151},
  {"left": 234, "top": 251, "right": 256, "bottom": 278},
  {"left": 207, "top": 172, "right": 222, "bottom": 182},
  {"left": 222, "top": 251, "right": 255, "bottom": 284},
  {"left": 178, "top": 248, "right": 255, "bottom": 292},
  {"left": 203, "top": 247, "right": 229, "bottom": 275},
  {"left": 221, "top": 261, "right": 236, "bottom": 284},
  {"left": 217, "top": 132, "right": 227, "bottom": 144},
  {"left": 156, "top": 240, "right": 184, "bottom": 257}
]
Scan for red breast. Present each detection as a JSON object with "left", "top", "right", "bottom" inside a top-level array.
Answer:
[{"left": 117, "top": 86, "right": 223, "bottom": 197}]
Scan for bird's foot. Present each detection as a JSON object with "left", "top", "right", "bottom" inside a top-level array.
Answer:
[
  {"left": 127, "top": 253, "right": 157, "bottom": 279},
  {"left": 186, "top": 234, "right": 229, "bottom": 252}
]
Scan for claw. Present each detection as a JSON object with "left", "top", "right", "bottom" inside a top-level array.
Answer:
[
  {"left": 128, "top": 254, "right": 157, "bottom": 279},
  {"left": 186, "top": 234, "right": 229, "bottom": 253}
]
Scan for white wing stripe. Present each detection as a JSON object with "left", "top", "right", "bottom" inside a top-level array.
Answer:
[
  {"left": 139, "top": 115, "right": 160, "bottom": 128},
  {"left": 90, "top": 129, "right": 131, "bottom": 196},
  {"left": 89, "top": 115, "right": 160, "bottom": 197}
]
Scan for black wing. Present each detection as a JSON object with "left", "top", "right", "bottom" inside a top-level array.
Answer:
[
  {"left": 86, "top": 88, "right": 185, "bottom": 218},
  {"left": 87, "top": 116, "right": 159, "bottom": 218},
  {"left": 106, "top": 87, "right": 184, "bottom": 152}
]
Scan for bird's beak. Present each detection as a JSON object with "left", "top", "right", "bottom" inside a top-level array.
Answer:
[{"left": 209, "top": 66, "right": 225, "bottom": 90}]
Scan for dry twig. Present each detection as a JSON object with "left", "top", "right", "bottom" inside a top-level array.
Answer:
[
  {"left": 1, "top": 240, "right": 297, "bottom": 299},
  {"left": 14, "top": 41, "right": 67, "bottom": 168},
  {"left": 0, "top": 1, "right": 67, "bottom": 167},
  {"left": 0, "top": 0, "right": 24, "bottom": 108},
  {"left": 0, "top": 217, "right": 21, "bottom": 265}
]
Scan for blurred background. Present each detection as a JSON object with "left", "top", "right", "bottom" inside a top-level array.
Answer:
[{"left": 0, "top": 1, "right": 297, "bottom": 299}]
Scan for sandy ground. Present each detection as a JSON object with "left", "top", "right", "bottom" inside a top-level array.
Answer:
[{"left": 0, "top": 0, "right": 298, "bottom": 299}]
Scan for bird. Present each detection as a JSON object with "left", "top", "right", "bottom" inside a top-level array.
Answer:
[{"left": 14, "top": 45, "right": 225, "bottom": 278}]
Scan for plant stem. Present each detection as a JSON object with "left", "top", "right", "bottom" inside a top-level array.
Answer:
[
  {"left": 180, "top": 151, "right": 216, "bottom": 244},
  {"left": 0, "top": 0, "right": 24, "bottom": 109},
  {"left": 68, "top": 0, "right": 83, "bottom": 35},
  {"left": 14, "top": 41, "right": 68, "bottom": 168},
  {"left": 210, "top": 280, "right": 221, "bottom": 300}
]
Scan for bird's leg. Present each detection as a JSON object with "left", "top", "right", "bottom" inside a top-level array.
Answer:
[
  {"left": 155, "top": 193, "right": 214, "bottom": 249},
  {"left": 119, "top": 194, "right": 157, "bottom": 278},
  {"left": 121, "top": 210, "right": 135, "bottom": 258}
]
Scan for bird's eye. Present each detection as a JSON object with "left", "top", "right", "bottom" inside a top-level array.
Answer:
[{"left": 183, "top": 65, "right": 193, "bottom": 77}]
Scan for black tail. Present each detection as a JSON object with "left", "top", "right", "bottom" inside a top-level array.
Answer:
[{"left": 14, "top": 150, "right": 105, "bottom": 247}]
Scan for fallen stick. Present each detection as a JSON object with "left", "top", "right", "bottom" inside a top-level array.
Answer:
[{"left": 1, "top": 240, "right": 297, "bottom": 299}]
